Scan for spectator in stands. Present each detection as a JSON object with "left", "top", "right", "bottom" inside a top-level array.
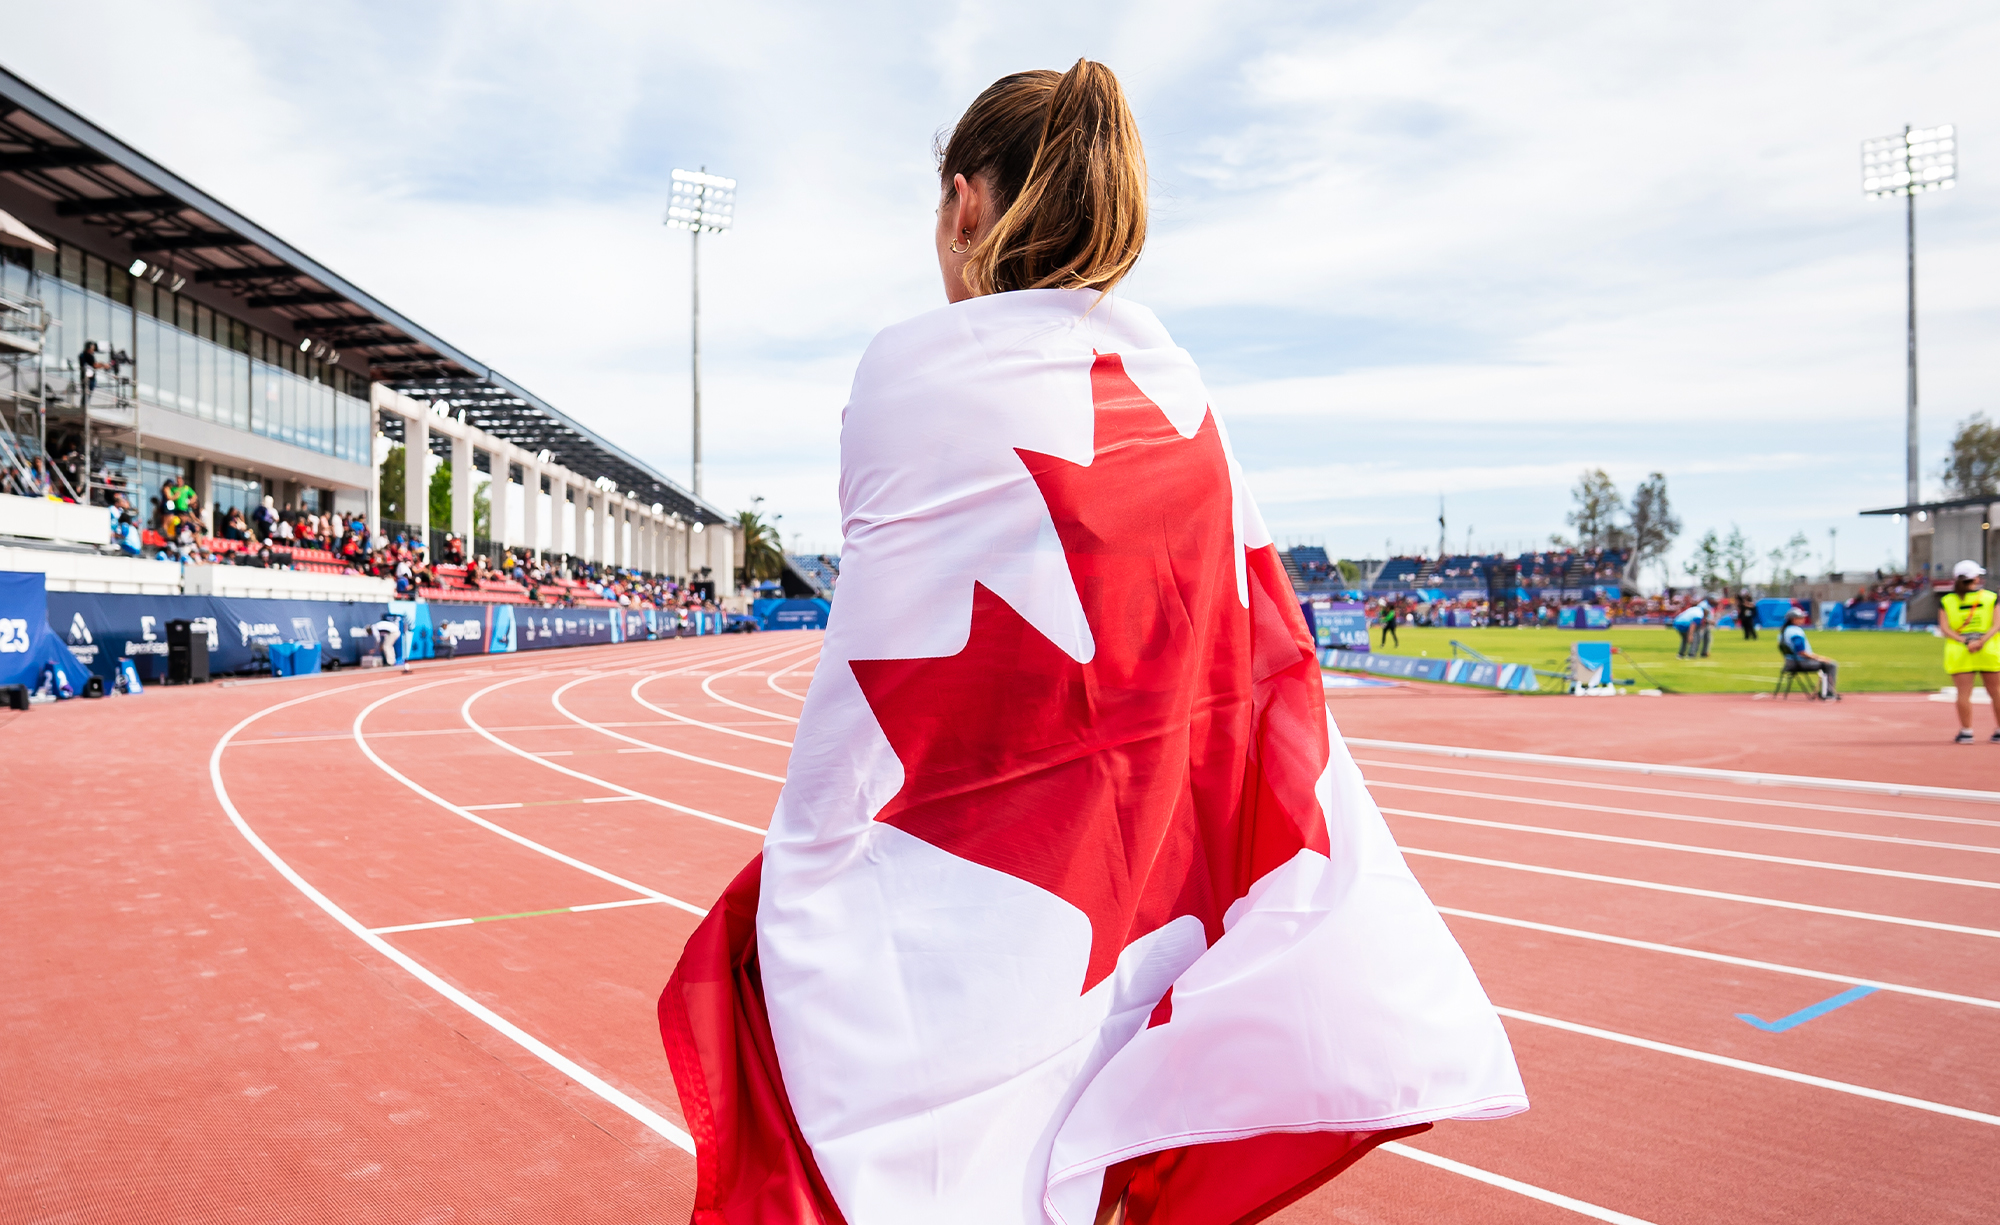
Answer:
[
  {"left": 1778, "top": 606, "right": 1839, "bottom": 700},
  {"left": 1938, "top": 560, "right": 2000, "bottom": 743},
  {"left": 252, "top": 495, "right": 278, "bottom": 541},
  {"left": 76, "top": 340, "right": 104, "bottom": 412}
]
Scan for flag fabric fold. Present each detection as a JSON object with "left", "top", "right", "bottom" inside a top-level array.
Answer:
[{"left": 663, "top": 288, "right": 1526, "bottom": 1225}]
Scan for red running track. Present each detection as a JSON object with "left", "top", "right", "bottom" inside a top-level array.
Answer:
[{"left": 2, "top": 634, "right": 1996, "bottom": 1223}]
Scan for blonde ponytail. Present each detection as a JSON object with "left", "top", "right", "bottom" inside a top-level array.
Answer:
[{"left": 938, "top": 59, "right": 1148, "bottom": 297}]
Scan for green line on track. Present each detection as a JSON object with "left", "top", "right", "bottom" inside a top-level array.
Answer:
[{"left": 474, "top": 907, "right": 575, "bottom": 923}]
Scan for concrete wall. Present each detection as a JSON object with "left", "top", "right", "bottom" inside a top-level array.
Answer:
[
  {"left": 1, "top": 546, "right": 182, "bottom": 594},
  {"left": 0, "top": 493, "right": 111, "bottom": 546},
  {"left": 182, "top": 564, "right": 394, "bottom": 603}
]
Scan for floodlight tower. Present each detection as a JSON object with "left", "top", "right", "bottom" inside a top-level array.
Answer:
[
  {"left": 667, "top": 167, "right": 736, "bottom": 498},
  {"left": 1861, "top": 125, "right": 1956, "bottom": 512}
]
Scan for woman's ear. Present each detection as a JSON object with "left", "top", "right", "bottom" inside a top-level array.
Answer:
[{"left": 952, "top": 173, "right": 980, "bottom": 240}]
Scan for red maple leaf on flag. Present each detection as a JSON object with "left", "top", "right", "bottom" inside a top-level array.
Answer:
[{"left": 851, "top": 354, "right": 1333, "bottom": 994}]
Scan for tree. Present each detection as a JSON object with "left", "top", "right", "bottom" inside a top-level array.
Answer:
[
  {"left": 1626, "top": 473, "right": 1681, "bottom": 590},
  {"left": 379, "top": 446, "right": 407, "bottom": 522},
  {"left": 737, "top": 509, "right": 785, "bottom": 584},
  {"left": 1564, "top": 469, "right": 1631, "bottom": 551},
  {"left": 427, "top": 463, "right": 489, "bottom": 539},
  {"left": 1719, "top": 525, "right": 1755, "bottom": 589},
  {"left": 1764, "top": 531, "right": 1812, "bottom": 595},
  {"left": 1682, "top": 529, "right": 1722, "bottom": 588},
  {"left": 1941, "top": 413, "right": 2000, "bottom": 497}
]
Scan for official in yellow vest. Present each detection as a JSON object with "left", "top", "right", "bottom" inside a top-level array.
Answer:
[{"left": 1939, "top": 559, "right": 2000, "bottom": 744}]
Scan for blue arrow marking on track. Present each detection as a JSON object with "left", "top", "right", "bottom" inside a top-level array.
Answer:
[{"left": 1735, "top": 985, "right": 1878, "bottom": 1033}]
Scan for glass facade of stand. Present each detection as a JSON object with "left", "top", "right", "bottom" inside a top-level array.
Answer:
[{"left": 7, "top": 243, "right": 372, "bottom": 465}]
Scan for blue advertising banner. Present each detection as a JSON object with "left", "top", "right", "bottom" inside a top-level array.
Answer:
[
  {"left": 0, "top": 571, "right": 88, "bottom": 691},
  {"left": 1840, "top": 600, "right": 1907, "bottom": 630},
  {"left": 1755, "top": 598, "right": 1799, "bottom": 629},
  {"left": 1555, "top": 606, "right": 1612, "bottom": 629},
  {"left": 752, "top": 598, "right": 832, "bottom": 631},
  {"left": 1322, "top": 648, "right": 1540, "bottom": 691},
  {"left": 49, "top": 590, "right": 390, "bottom": 680},
  {"left": 1305, "top": 598, "right": 1371, "bottom": 651}
]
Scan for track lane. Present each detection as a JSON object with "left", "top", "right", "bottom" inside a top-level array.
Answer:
[
  {"left": 209, "top": 667, "right": 701, "bottom": 1160},
  {"left": 1387, "top": 814, "right": 2000, "bottom": 929}
]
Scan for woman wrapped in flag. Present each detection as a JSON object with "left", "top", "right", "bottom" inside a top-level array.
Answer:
[{"left": 661, "top": 59, "right": 1526, "bottom": 1225}]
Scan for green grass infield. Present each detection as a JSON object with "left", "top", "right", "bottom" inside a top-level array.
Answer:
[{"left": 1342, "top": 624, "right": 1950, "bottom": 694}]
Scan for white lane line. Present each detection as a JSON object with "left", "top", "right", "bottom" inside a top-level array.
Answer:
[
  {"left": 208, "top": 673, "right": 696, "bottom": 1154},
  {"left": 1368, "top": 779, "right": 2000, "bottom": 853},
  {"left": 767, "top": 649, "right": 818, "bottom": 703},
  {"left": 1381, "top": 808, "right": 2000, "bottom": 890},
  {"left": 373, "top": 917, "right": 476, "bottom": 934},
  {"left": 619, "top": 641, "right": 819, "bottom": 747},
  {"left": 371, "top": 896, "right": 671, "bottom": 934},
  {"left": 1345, "top": 738, "right": 2000, "bottom": 805},
  {"left": 1400, "top": 847, "right": 2000, "bottom": 939},
  {"left": 460, "top": 671, "right": 771, "bottom": 837},
  {"left": 1435, "top": 907, "right": 2000, "bottom": 1011},
  {"left": 1380, "top": 1143, "right": 1658, "bottom": 1225},
  {"left": 701, "top": 648, "right": 807, "bottom": 724},
  {"left": 1495, "top": 1006, "right": 2000, "bottom": 1126},
  {"left": 464, "top": 802, "right": 523, "bottom": 810},
  {"left": 230, "top": 723, "right": 619, "bottom": 747},
  {"left": 354, "top": 679, "right": 710, "bottom": 915},
  {"left": 1354, "top": 757, "right": 2000, "bottom": 831},
  {"left": 548, "top": 671, "right": 789, "bottom": 782},
  {"left": 630, "top": 673, "right": 799, "bottom": 747}
]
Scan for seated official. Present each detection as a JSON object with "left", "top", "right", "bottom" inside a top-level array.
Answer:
[{"left": 1778, "top": 606, "right": 1839, "bottom": 700}]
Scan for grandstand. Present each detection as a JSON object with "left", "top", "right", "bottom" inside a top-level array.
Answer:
[
  {"left": 1356, "top": 549, "right": 1629, "bottom": 598},
  {"left": 786, "top": 553, "right": 839, "bottom": 597},
  {"left": 0, "top": 64, "right": 741, "bottom": 602}
]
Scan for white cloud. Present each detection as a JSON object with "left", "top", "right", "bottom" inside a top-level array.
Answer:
[{"left": 4, "top": 0, "right": 1995, "bottom": 583}]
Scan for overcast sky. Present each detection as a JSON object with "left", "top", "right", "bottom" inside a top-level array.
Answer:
[{"left": 6, "top": 1, "right": 1996, "bottom": 583}]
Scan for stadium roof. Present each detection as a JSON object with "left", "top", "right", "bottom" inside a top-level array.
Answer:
[
  {"left": 0, "top": 64, "right": 727, "bottom": 524},
  {"left": 1859, "top": 495, "right": 1998, "bottom": 517}
]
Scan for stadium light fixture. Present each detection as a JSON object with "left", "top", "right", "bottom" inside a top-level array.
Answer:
[
  {"left": 128, "top": 258, "right": 147, "bottom": 276},
  {"left": 168, "top": 274, "right": 185, "bottom": 292},
  {"left": 666, "top": 167, "right": 736, "bottom": 498},
  {"left": 1862, "top": 124, "right": 1956, "bottom": 522}
]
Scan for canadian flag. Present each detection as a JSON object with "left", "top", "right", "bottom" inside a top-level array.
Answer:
[{"left": 662, "top": 290, "right": 1526, "bottom": 1224}]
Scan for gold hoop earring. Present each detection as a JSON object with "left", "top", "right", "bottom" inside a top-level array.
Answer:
[{"left": 949, "top": 236, "right": 970, "bottom": 254}]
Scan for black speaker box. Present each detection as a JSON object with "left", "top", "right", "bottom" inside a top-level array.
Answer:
[{"left": 167, "top": 620, "right": 210, "bottom": 684}]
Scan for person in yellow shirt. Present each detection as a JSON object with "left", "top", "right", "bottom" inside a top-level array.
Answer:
[{"left": 1940, "top": 559, "right": 2000, "bottom": 743}]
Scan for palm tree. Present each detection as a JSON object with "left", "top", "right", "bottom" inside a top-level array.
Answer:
[{"left": 737, "top": 509, "right": 785, "bottom": 585}]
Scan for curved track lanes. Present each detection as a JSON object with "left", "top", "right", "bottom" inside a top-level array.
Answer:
[{"left": 5, "top": 630, "right": 1997, "bottom": 1222}]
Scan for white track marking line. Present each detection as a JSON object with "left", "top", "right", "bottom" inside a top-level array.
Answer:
[
  {"left": 630, "top": 673, "right": 800, "bottom": 747},
  {"left": 1369, "top": 779, "right": 2000, "bottom": 854},
  {"left": 208, "top": 672, "right": 696, "bottom": 1154},
  {"left": 1380, "top": 1143, "right": 1659, "bottom": 1225},
  {"left": 1353, "top": 757, "right": 2000, "bottom": 830},
  {"left": 549, "top": 672, "right": 788, "bottom": 781},
  {"left": 621, "top": 640, "right": 819, "bottom": 745},
  {"left": 1400, "top": 848, "right": 2000, "bottom": 939},
  {"left": 767, "top": 650, "right": 818, "bottom": 702},
  {"left": 354, "top": 679, "right": 710, "bottom": 914},
  {"left": 1344, "top": 737, "right": 2000, "bottom": 804},
  {"left": 373, "top": 917, "right": 476, "bottom": 934},
  {"left": 1435, "top": 906, "right": 2000, "bottom": 1010},
  {"left": 1381, "top": 808, "right": 2000, "bottom": 890},
  {"left": 1495, "top": 1006, "right": 2000, "bottom": 1126},
  {"left": 458, "top": 661, "right": 772, "bottom": 837},
  {"left": 700, "top": 647, "right": 808, "bottom": 724}
]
